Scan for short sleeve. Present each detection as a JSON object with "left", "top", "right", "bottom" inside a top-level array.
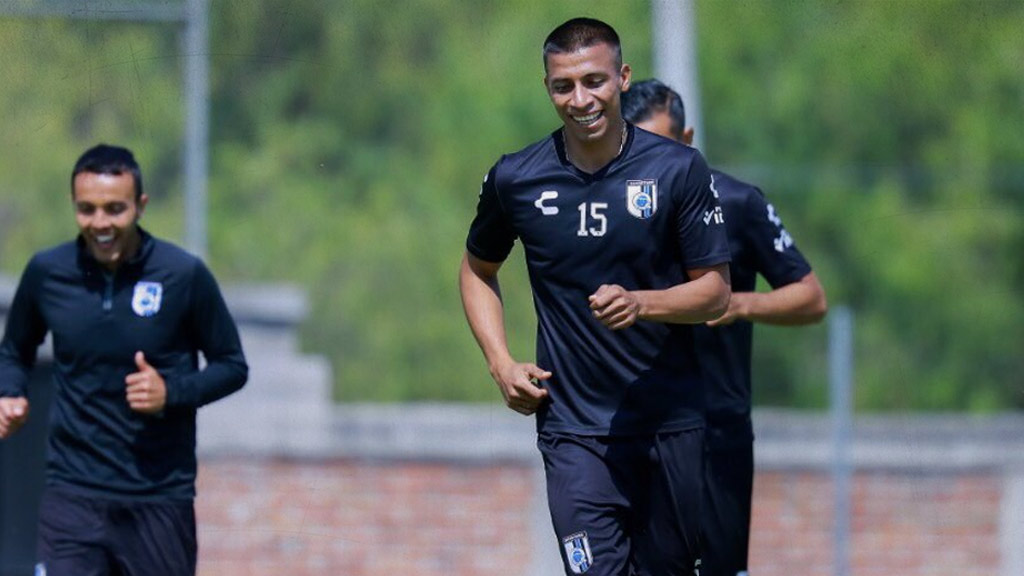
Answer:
[
  {"left": 675, "top": 151, "right": 731, "bottom": 270},
  {"left": 740, "top": 190, "right": 812, "bottom": 288},
  {"left": 465, "top": 162, "right": 517, "bottom": 263}
]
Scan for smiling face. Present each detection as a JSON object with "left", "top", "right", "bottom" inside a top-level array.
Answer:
[
  {"left": 73, "top": 171, "right": 147, "bottom": 271},
  {"left": 544, "top": 42, "right": 631, "bottom": 150}
]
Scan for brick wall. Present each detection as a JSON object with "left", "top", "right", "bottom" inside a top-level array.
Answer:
[
  {"left": 196, "top": 458, "right": 535, "bottom": 576},
  {"left": 196, "top": 461, "right": 1009, "bottom": 576},
  {"left": 751, "top": 471, "right": 1002, "bottom": 576}
]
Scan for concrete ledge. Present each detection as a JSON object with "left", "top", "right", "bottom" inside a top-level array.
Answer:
[
  {"left": 222, "top": 283, "right": 308, "bottom": 327},
  {"left": 198, "top": 402, "right": 538, "bottom": 463},
  {"left": 754, "top": 409, "right": 1024, "bottom": 471},
  {"left": 198, "top": 404, "right": 1024, "bottom": 472},
  {"left": 0, "top": 275, "right": 17, "bottom": 312}
]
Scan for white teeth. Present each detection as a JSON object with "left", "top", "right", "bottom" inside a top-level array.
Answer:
[
  {"left": 572, "top": 111, "right": 602, "bottom": 125},
  {"left": 96, "top": 234, "right": 114, "bottom": 243}
]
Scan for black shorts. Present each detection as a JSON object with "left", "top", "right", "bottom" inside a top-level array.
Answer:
[
  {"left": 538, "top": 429, "right": 704, "bottom": 576},
  {"left": 701, "top": 416, "right": 755, "bottom": 576},
  {"left": 36, "top": 487, "right": 197, "bottom": 576}
]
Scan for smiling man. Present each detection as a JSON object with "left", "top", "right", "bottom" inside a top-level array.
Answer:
[
  {"left": 0, "top": 144, "right": 248, "bottom": 576},
  {"left": 459, "top": 18, "right": 730, "bottom": 576}
]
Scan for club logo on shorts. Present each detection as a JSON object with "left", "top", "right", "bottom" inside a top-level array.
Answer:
[
  {"left": 626, "top": 179, "right": 657, "bottom": 219},
  {"left": 562, "top": 531, "right": 593, "bottom": 574},
  {"left": 132, "top": 281, "right": 163, "bottom": 317}
]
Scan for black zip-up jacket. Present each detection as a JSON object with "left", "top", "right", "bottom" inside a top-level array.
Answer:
[{"left": 0, "top": 229, "right": 248, "bottom": 500}]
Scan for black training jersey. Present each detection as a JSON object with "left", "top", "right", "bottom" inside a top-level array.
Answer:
[
  {"left": 467, "top": 125, "right": 730, "bottom": 436},
  {"left": 695, "top": 170, "right": 812, "bottom": 420},
  {"left": 0, "top": 229, "right": 248, "bottom": 500}
]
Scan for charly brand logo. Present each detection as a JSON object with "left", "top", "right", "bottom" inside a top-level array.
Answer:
[
  {"left": 562, "top": 531, "right": 593, "bottom": 574},
  {"left": 626, "top": 179, "right": 657, "bottom": 219},
  {"left": 132, "top": 281, "right": 163, "bottom": 317},
  {"left": 535, "top": 190, "right": 560, "bottom": 215}
]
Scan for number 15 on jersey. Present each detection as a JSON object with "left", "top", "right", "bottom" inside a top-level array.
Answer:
[{"left": 578, "top": 202, "right": 608, "bottom": 237}]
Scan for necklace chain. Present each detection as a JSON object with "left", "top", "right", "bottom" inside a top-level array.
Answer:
[{"left": 564, "top": 122, "right": 627, "bottom": 169}]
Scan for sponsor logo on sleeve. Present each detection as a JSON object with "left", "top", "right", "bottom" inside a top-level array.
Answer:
[
  {"left": 766, "top": 203, "right": 796, "bottom": 251},
  {"left": 131, "top": 281, "right": 163, "bottom": 317},
  {"left": 773, "top": 229, "right": 795, "bottom": 253},
  {"left": 767, "top": 203, "right": 783, "bottom": 227},
  {"left": 703, "top": 206, "right": 725, "bottom": 225}
]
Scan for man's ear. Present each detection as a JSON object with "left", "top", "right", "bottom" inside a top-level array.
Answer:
[
  {"left": 619, "top": 64, "right": 632, "bottom": 92},
  {"left": 683, "top": 127, "right": 695, "bottom": 146},
  {"left": 137, "top": 193, "right": 149, "bottom": 218}
]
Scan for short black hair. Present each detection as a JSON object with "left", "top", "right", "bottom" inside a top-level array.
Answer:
[
  {"left": 621, "top": 78, "right": 687, "bottom": 141},
  {"left": 543, "top": 17, "right": 622, "bottom": 72},
  {"left": 71, "top": 144, "right": 144, "bottom": 200}
]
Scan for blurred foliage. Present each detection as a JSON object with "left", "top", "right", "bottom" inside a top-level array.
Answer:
[
  {"left": 698, "top": 0, "right": 1024, "bottom": 411},
  {"left": 0, "top": 0, "right": 1020, "bottom": 410}
]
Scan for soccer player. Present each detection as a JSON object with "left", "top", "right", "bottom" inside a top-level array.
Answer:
[
  {"left": 623, "top": 79, "right": 828, "bottom": 576},
  {"left": 460, "top": 18, "right": 731, "bottom": 576},
  {"left": 0, "top": 144, "right": 248, "bottom": 576}
]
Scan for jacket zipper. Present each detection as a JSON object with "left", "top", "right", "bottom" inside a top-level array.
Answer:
[{"left": 102, "top": 272, "right": 114, "bottom": 312}]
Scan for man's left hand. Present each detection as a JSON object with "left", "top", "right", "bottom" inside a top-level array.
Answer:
[
  {"left": 589, "top": 284, "right": 641, "bottom": 330},
  {"left": 125, "top": 351, "right": 167, "bottom": 414}
]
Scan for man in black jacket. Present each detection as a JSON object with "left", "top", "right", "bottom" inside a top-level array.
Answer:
[{"left": 0, "top": 144, "right": 248, "bottom": 576}]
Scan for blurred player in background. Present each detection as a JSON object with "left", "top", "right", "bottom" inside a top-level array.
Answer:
[
  {"left": 623, "top": 79, "right": 828, "bottom": 576},
  {"left": 0, "top": 144, "right": 248, "bottom": 576},
  {"left": 460, "top": 18, "right": 731, "bottom": 576}
]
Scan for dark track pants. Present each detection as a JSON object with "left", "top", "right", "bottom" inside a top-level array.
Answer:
[{"left": 36, "top": 487, "right": 197, "bottom": 576}]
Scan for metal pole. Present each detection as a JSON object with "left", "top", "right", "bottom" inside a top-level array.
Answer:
[
  {"left": 0, "top": 2, "right": 203, "bottom": 256},
  {"left": 1000, "top": 469, "right": 1024, "bottom": 576},
  {"left": 829, "top": 306, "right": 854, "bottom": 576},
  {"left": 183, "top": 0, "right": 208, "bottom": 257},
  {"left": 651, "top": 0, "right": 704, "bottom": 153}
]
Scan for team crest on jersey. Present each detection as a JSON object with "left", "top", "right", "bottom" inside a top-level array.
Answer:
[
  {"left": 131, "top": 281, "right": 163, "bottom": 317},
  {"left": 626, "top": 179, "right": 658, "bottom": 219},
  {"left": 562, "top": 531, "right": 594, "bottom": 573}
]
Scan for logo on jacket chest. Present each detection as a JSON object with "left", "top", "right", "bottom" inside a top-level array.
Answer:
[{"left": 132, "top": 281, "right": 163, "bottom": 317}]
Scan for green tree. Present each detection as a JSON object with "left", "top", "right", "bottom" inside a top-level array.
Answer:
[{"left": 1, "top": 1, "right": 1020, "bottom": 410}]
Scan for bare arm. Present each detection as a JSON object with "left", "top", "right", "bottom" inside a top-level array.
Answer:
[
  {"left": 708, "top": 271, "right": 827, "bottom": 327},
  {"left": 589, "top": 263, "right": 731, "bottom": 330},
  {"left": 459, "top": 251, "right": 549, "bottom": 415}
]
